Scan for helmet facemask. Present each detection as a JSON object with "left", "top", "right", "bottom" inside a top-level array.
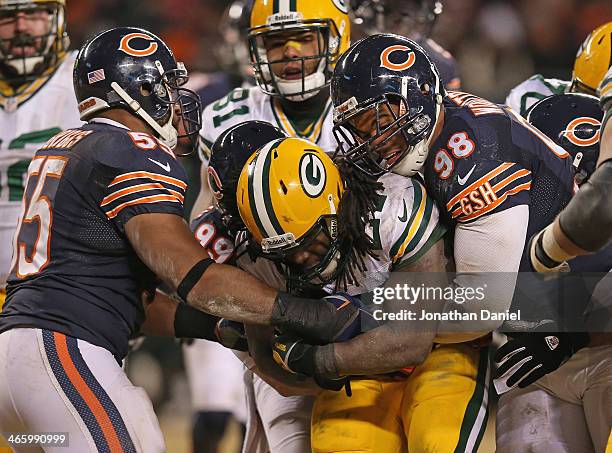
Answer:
[
  {"left": 569, "top": 79, "right": 597, "bottom": 96},
  {"left": 333, "top": 90, "right": 437, "bottom": 177},
  {"left": 260, "top": 213, "right": 346, "bottom": 292},
  {"left": 248, "top": 17, "right": 342, "bottom": 101},
  {"left": 0, "top": 1, "right": 67, "bottom": 84}
]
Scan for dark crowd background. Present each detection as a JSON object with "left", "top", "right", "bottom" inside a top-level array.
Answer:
[{"left": 66, "top": 0, "right": 612, "bottom": 102}]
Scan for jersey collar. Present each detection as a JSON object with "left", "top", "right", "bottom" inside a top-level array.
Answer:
[
  {"left": 270, "top": 96, "right": 332, "bottom": 144},
  {"left": 88, "top": 117, "right": 131, "bottom": 130}
]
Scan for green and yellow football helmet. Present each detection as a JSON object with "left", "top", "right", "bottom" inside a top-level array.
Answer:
[
  {"left": 248, "top": 0, "right": 351, "bottom": 101},
  {"left": 0, "top": 0, "right": 68, "bottom": 83},
  {"left": 571, "top": 21, "right": 612, "bottom": 95},
  {"left": 237, "top": 137, "right": 345, "bottom": 287}
]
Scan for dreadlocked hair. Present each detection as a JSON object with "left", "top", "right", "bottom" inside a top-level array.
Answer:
[{"left": 335, "top": 158, "right": 384, "bottom": 291}]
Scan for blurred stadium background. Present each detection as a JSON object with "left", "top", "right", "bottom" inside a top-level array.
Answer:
[{"left": 2, "top": 1, "right": 603, "bottom": 452}]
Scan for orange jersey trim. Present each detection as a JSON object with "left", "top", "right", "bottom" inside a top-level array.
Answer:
[
  {"left": 446, "top": 162, "right": 514, "bottom": 211},
  {"left": 457, "top": 182, "right": 531, "bottom": 222},
  {"left": 109, "top": 171, "right": 187, "bottom": 190},
  {"left": 101, "top": 183, "right": 184, "bottom": 207},
  {"left": 105, "top": 194, "right": 182, "bottom": 219}
]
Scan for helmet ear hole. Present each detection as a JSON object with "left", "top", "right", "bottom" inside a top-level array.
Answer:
[
  {"left": 280, "top": 180, "right": 288, "bottom": 195},
  {"left": 140, "top": 83, "right": 153, "bottom": 97}
]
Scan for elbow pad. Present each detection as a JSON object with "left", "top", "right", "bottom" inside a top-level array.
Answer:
[{"left": 559, "top": 160, "right": 612, "bottom": 252}]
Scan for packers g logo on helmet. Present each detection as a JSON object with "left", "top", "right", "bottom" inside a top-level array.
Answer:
[
  {"left": 237, "top": 137, "right": 343, "bottom": 254},
  {"left": 299, "top": 153, "right": 327, "bottom": 197},
  {"left": 331, "top": 0, "right": 349, "bottom": 14}
]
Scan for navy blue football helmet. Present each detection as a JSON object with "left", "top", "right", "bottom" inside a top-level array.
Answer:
[
  {"left": 208, "top": 120, "right": 286, "bottom": 233},
  {"left": 527, "top": 93, "right": 602, "bottom": 185},
  {"left": 73, "top": 27, "right": 201, "bottom": 154},
  {"left": 331, "top": 34, "right": 444, "bottom": 177}
]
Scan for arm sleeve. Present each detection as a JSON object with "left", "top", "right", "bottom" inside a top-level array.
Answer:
[
  {"left": 436, "top": 205, "right": 528, "bottom": 340},
  {"left": 558, "top": 161, "right": 612, "bottom": 252}
]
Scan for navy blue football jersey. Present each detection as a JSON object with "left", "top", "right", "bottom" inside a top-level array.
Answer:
[
  {"left": 424, "top": 91, "right": 576, "bottom": 270},
  {"left": 1, "top": 121, "right": 187, "bottom": 359},
  {"left": 190, "top": 206, "right": 235, "bottom": 265}
]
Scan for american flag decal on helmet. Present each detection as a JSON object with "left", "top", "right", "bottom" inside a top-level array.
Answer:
[{"left": 87, "top": 69, "right": 106, "bottom": 84}]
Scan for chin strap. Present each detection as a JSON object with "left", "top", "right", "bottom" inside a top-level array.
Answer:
[
  {"left": 110, "top": 81, "right": 178, "bottom": 149},
  {"left": 393, "top": 94, "right": 444, "bottom": 176}
]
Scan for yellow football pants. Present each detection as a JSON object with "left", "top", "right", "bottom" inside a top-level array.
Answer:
[
  {"left": 311, "top": 344, "right": 490, "bottom": 453},
  {"left": 0, "top": 288, "right": 5, "bottom": 312}
]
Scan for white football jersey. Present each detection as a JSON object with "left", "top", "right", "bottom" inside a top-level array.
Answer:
[
  {"left": 199, "top": 86, "right": 338, "bottom": 158},
  {"left": 0, "top": 51, "right": 82, "bottom": 286},
  {"left": 505, "top": 74, "right": 571, "bottom": 117},
  {"left": 237, "top": 173, "right": 446, "bottom": 296}
]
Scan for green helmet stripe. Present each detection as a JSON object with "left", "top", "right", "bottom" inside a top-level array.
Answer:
[
  {"left": 248, "top": 140, "right": 284, "bottom": 238},
  {"left": 273, "top": 0, "right": 297, "bottom": 14},
  {"left": 261, "top": 142, "right": 284, "bottom": 235},
  {"left": 247, "top": 155, "right": 268, "bottom": 238}
]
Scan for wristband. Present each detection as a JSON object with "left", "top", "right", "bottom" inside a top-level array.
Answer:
[
  {"left": 541, "top": 224, "right": 573, "bottom": 264},
  {"left": 174, "top": 301, "right": 219, "bottom": 340},
  {"left": 177, "top": 258, "right": 214, "bottom": 303}
]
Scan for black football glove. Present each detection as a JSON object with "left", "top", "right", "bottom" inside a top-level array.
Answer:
[
  {"left": 494, "top": 332, "right": 589, "bottom": 389},
  {"left": 214, "top": 318, "right": 248, "bottom": 352},
  {"left": 271, "top": 334, "right": 349, "bottom": 393}
]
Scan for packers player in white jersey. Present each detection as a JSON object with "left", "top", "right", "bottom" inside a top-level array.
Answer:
[
  {"left": 506, "top": 21, "right": 612, "bottom": 117},
  {"left": 194, "top": 0, "right": 351, "bottom": 213},
  {"left": 0, "top": 0, "right": 80, "bottom": 309},
  {"left": 237, "top": 137, "right": 491, "bottom": 453}
]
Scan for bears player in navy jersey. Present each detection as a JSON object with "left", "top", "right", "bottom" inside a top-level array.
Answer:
[
  {"left": 526, "top": 93, "right": 610, "bottom": 273},
  {"left": 331, "top": 34, "right": 579, "bottom": 334},
  {"left": 0, "top": 28, "right": 364, "bottom": 452},
  {"left": 493, "top": 92, "right": 612, "bottom": 453},
  {"left": 528, "top": 66, "right": 612, "bottom": 275}
]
